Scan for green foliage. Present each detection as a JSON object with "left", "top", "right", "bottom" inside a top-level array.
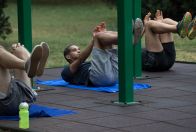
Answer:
[
  {"left": 142, "top": 0, "right": 196, "bottom": 21},
  {"left": 102, "top": 0, "right": 196, "bottom": 20},
  {"left": 0, "top": 0, "right": 12, "bottom": 40},
  {"left": 102, "top": 0, "right": 115, "bottom": 4},
  {"left": 25, "top": 0, "right": 102, "bottom": 5}
]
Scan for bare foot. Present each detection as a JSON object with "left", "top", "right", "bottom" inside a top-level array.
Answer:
[
  {"left": 93, "top": 22, "right": 107, "bottom": 37},
  {"left": 154, "top": 10, "right": 163, "bottom": 22},
  {"left": 93, "top": 26, "right": 101, "bottom": 37},
  {"left": 99, "top": 22, "right": 106, "bottom": 32},
  {"left": 144, "top": 12, "right": 151, "bottom": 25},
  {"left": 36, "top": 42, "right": 49, "bottom": 76},
  {"left": 11, "top": 43, "right": 30, "bottom": 61}
]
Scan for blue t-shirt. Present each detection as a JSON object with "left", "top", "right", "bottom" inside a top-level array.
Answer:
[{"left": 61, "top": 62, "right": 91, "bottom": 85}]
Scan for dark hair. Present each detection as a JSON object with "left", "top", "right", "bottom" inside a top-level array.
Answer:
[{"left": 63, "top": 44, "right": 74, "bottom": 63}]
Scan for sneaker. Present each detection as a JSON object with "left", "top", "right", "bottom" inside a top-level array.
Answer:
[
  {"left": 177, "top": 12, "right": 192, "bottom": 38},
  {"left": 36, "top": 42, "right": 49, "bottom": 76},
  {"left": 25, "top": 45, "right": 42, "bottom": 78},
  {"left": 133, "top": 18, "right": 143, "bottom": 44},
  {"left": 187, "top": 16, "right": 196, "bottom": 40}
]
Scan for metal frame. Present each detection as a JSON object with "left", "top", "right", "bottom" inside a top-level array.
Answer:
[
  {"left": 117, "top": 0, "right": 141, "bottom": 104},
  {"left": 17, "top": 0, "right": 32, "bottom": 52}
]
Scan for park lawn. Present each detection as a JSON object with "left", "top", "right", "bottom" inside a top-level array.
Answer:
[{"left": 2, "top": 2, "right": 196, "bottom": 68}]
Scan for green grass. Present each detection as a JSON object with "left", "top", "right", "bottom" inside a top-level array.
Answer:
[
  {"left": 173, "top": 35, "right": 196, "bottom": 62},
  {"left": 2, "top": 2, "right": 196, "bottom": 68},
  {"left": 3, "top": 2, "right": 117, "bottom": 67}
]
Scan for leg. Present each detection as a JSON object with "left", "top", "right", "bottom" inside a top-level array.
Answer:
[
  {"left": 11, "top": 44, "right": 31, "bottom": 87},
  {"left": 0, "top": 66, "right": 11, "bottom": 94},
  {"left": 144, "top": 11, "right": 181, "bottom": 52},
  {"left": 0, "top": 45, "right": 25, "bottom": 94},
  {"left": 0, "top": 45, "right": 26, "bottom": 70},
  {"left": 145, "top": 20, "right": 177, "bottom": 34},
  {"left": 144, "top": 11, "right": 177, "bottom": 34},
  {"left": 0, "top": 43, "right": 43, "bottom": 77},
  {"left": 145, "top": 20, "right": 177, "bottom": 49},
  {"left": 144, "top": 13, "right": 164, "bottom": 52},
  {"left": 162, "top": 18, "right": 178, "bottom": 25},
  {"left": 154, "top": 10, "right": 175, "bottom": 43},
  {"left": 158, "top": 19, "right": 175, "bottom": 43},
  {"left": 89, "top": 42, "right": 118, "bottom": 86},
  {"left": 89, "top": 23, "right": 118, "bottom": 86},
  {"left": 94, "top": 31, "right": 118, "bottom": 49},
  {"left": 0, "top": 43, "right": 41, "bottom": 94},
  {"left": 155, "top": 10, "right": 193, "bottom": 43},
  {"left": 93, "top": 23, "right": 118, "bottom": 50}
]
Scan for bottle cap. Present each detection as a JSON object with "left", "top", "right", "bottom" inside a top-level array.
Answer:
[{"left": 19, "top": 102, "right": 29, "bottom": 109}]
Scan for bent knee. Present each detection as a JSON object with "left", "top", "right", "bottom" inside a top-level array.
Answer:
[{"left": 145, "top": 20, "right": 156, "bottom": 28}]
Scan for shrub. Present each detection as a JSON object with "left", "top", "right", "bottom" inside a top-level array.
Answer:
[
  {"left": 102, "top": 0, "right": 196, "bottom": 21},
  {"left": 0, "top": 0, "right": 12, "bottom": 40}
]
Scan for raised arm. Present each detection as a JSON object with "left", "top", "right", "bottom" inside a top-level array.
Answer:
[
  {"left": 69, "top": 22, "right": 108, "bottom": 73},
  {"left": 69, "top": 39, "right": 94, "bottom": 73}
]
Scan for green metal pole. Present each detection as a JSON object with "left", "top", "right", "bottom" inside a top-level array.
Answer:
[
  {"left": 17, "top": 0, "right": 32, "bottom": 52},
  {"left": 17, "top": 0, "right": 34, "bottom": 89},
  {"left": 133, "top": 0, "right": 142, "bottom": 78},
  {"left": 117, "top": 0, "right": 134, "bottom": 104}
]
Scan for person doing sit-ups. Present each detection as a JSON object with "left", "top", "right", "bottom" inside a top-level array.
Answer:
[
  {"left": 61, "top": 11, "right": 196, "bottom": 86},
  {"left": 142, "top": 10, "right": 195, "bottom": 71},
  {"left": 61, "top": 19, "right": 143, "bottom": 86},
  {"left": 0, "top": 42, "right": 49, "bottom": 116}
]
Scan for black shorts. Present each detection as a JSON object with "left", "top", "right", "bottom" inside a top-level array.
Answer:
[
  {"left": 142, "top": 42, "right": 176, "bottom": 72},
  {"left": 0, "top": 79, "right": 36, "bottom": 116}
]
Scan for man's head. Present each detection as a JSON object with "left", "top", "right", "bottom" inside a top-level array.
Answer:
[{"left": 64, "top": 44, "right": 81, "bottom": 63}]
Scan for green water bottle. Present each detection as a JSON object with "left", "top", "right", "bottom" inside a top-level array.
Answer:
[{"left": 19, "top": 102, "right": 29, "bottom": 129}]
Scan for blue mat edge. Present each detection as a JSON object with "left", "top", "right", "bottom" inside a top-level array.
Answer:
[{"left": 35, "top": 79, "right": 151, "bottom": 93}]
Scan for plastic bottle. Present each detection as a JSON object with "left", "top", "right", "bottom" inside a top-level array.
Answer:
[{"left": 19, "top": 102, "right": 29, "bottom": 129}]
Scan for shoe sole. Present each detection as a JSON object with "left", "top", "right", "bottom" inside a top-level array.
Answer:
[
  {"left": 188, "top": 19, "right": 196, "bottom": 40},
  {"left": 134, "top": 18, "right": 143, "bottom": 44},
  {"left": 36, "top": 42, "right": 49, "bottom": 76},
  {"left": 180, "top": 12, "right": 192, "bottom": 38},
  {"left": 26, "top": 45, "right": 42, "bottom": 78}
]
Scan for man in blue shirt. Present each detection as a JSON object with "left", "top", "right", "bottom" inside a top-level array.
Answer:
[{"left": 61, "top": 20, "right": 143, "bottom": 86}]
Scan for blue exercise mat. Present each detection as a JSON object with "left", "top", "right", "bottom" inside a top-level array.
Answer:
[
  {"left": 36, "top": 79, "right": 151, "bottom": 93},
  {"left": 0, "top": 104, "right": 76, "bottom": 121}
]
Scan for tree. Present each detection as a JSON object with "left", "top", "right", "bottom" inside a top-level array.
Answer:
[
  {"left": 103, "top": 0, "right": 196, "bottom": 21},
  {"left": 142, "top": 0, "right": 196, "bottom": 21},
  {"left": 0, "top": 0, "right": 12, "bottom": 40}
]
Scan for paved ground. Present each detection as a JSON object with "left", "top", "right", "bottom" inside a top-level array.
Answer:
[{"left": 0, "top": 63, "right": 196, "bottom": 132}]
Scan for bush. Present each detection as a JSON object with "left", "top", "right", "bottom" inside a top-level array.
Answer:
[
  {"left": 0, "top": 0, "right": 12, "bottom": 40},
  {"left": 142, "top": 0, "right": 196, "bottom": 21},
  {"left": 103, "top": 0, "right": 196, "bottom": 21}
]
